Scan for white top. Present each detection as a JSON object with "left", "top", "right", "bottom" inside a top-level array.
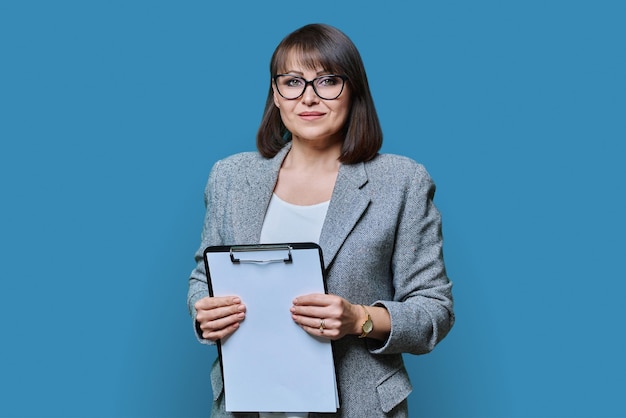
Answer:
[
  {"left": 259, "top": 194, "right": 330, "bottom": 417},
  {"left": 260, "top": 193, "right": 330, "bottom": 244}
]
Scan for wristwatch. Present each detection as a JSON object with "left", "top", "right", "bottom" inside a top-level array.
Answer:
[{"left": 358, "top": 305, "right": 373, "bottom": 338}]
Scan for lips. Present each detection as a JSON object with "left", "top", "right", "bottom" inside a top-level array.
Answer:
[{"left": 298, "top": 111, "right": 326, "bottom": 120}]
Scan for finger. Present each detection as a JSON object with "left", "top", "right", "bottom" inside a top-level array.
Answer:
[
  {"left": 292, "top": 313, "right": 333, "bottom": 332},
  {"left": 292, "top": 293, "right": 329, "bottom": 306},
  {"left": 198, "top": 308, "right": 246, "bottom": 343},
  {"left": 200, "top": 310, "right": 245, "bottom": 333},
  {"left": 300, "top": 322, "right": 337, "bottom": 340},
  {"left": 195, "top": 296, "right": 241, "bottom": 310},
  {"left": 291, "top": 305, "right": 328, "bottom": 322},
  {"left": 203, "top": 322, "right": 241, "bottom": 341},
  {"left": 198, "top": 303, "right": 246, "bottom": 323}
]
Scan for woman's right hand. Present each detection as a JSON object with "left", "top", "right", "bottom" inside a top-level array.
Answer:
[{"left": 194, "top": 296, "right": 246, "bottom": 342}]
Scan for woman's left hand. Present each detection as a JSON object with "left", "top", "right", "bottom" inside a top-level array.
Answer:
[{"left": 290, "top": 293, "right": 360, "bottom": 340}]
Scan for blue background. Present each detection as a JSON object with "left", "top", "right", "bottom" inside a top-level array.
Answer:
[{"left": 1, "top": 1, "right": 624, "bottom": 417}]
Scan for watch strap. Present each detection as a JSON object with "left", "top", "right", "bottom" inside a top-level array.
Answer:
[{"left": 358, "top": 304, "right": 373, "bottom": 338}]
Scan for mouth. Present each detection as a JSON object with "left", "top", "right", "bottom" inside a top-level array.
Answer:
[{"left": 298, "top": 111, "right": 326, "bottom": 120}]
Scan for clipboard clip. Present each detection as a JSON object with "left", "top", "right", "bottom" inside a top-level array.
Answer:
[{"left": 229, "top": 245, "right": 293, "bottom": 264}]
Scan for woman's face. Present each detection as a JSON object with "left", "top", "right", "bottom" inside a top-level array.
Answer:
[{"left": 272, "top": 53, "right": 351, "bottom": 147}]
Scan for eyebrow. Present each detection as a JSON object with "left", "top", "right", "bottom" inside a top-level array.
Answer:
[{"left": 282, "top": 69, "right": 330, "bottom": 76}]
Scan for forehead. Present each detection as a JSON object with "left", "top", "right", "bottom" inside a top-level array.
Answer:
[{"left": 276, "top": 47, "right": 335, "bottom": 74}]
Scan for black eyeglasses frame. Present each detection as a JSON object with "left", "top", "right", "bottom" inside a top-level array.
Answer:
[{"left": 272, "top": 74, "right": 348, "bottom": 100}]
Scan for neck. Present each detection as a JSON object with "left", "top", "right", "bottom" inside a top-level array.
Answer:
[{"left": 286, "top": 139, "right": 342, "bottom": 171}]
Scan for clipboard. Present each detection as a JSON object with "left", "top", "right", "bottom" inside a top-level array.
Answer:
[{"left": 203, "top": 243, "right": 339, "bottom": 413}]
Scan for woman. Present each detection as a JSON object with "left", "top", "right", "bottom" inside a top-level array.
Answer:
[{"left": 188, "top": 23, "right": 454, "bottom": 417}]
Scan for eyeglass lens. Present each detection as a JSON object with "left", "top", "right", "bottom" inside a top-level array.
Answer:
[{"left": 275, "top": 75, "right": 345, "bottom": 100}]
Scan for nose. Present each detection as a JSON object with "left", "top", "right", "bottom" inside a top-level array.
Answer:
[{"left": 301, "top": 82, "right": 319, "bottom": 105}]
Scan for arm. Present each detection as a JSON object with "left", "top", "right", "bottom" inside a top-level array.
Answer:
[
  {"left": 187, "top": 160, "right": 247, "bottom": 343},
  {"left": 372, "top": 164, "right": 454, "bottom": 355},
  {"left": 290, "top": 162, "right": 453, "bottom": 350}
]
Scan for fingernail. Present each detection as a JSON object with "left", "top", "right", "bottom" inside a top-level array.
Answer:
[{"left": 233, "top": 297, "right": 241, "bottom": 304}]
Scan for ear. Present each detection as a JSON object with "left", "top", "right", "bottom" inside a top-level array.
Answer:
[{"left": 272, "top": 84, "right": 280, "bottom": 108}]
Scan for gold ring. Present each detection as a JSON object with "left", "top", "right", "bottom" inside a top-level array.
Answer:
[{"left": 319, "top": 319, "right": 325, "bottom": 332}]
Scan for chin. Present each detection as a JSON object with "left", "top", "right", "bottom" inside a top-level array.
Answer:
[{"left": 293, "top": 130, "right": 343, "bottom": 143}]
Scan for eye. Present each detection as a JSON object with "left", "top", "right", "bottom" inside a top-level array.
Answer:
[
  {"left": 283, "top": 76, "right": 305, "bottom": 87},
  {"left": 316, "top": 76, "right": 340, "bottom": 87}
]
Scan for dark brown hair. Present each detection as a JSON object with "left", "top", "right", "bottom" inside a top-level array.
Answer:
[{"left": 256, "top": 24, "right": 383, "bottom": 164}]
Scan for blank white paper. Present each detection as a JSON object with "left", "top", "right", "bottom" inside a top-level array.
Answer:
[{"left": 205, "top": 246, "right": 339, "bottom": 413}]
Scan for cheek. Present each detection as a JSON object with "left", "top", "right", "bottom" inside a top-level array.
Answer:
[
  {"left": 335, "top": 102, "right": 351, "bottom": 125},
  {"left": 334, "top": 94, "right": 351, "bottom": 116}
]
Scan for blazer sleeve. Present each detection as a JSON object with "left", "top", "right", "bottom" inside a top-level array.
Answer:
[
  {"left": 186, "top": 160, "right": 224, "bottom": 345},
  {"left": 370, "top": 163, "right": 454, "bottom": 355}
]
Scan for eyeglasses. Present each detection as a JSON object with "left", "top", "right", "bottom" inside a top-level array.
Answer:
[{"left": 273, "top": 74, "right": 347, "bottom": 100}]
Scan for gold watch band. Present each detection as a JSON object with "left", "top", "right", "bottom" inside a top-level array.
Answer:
[{"left": 358, "top": 304, "right": 373, "bottom": 338}]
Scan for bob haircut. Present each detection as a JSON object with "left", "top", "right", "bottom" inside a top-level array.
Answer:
[{"left": 256, "top": 24, "right": 383, "bottom": 164}]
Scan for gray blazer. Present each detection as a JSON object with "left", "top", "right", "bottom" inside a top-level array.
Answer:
[{"left": 187, "top": 143, "right": 454, "bottom": 417}]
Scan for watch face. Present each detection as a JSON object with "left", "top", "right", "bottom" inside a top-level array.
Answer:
[{"left": 363, "top": 319, "right": 373, "bottom": 334}]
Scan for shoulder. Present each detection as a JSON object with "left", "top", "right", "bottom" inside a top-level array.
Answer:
[
  {"left": 203, "top": 151, "right": 266, "bottom": 198},
  {"left": 208, "top": 143, "right": 291, "bottom": 184},
  {"left": 211, "top": 151, "right": 265, "bottom": 174},
  {"left": 207, "top": 151, "right": 274, "bottom": 183},
  {"left": 363, "top": 153, "right": 432, "bottom": 184}
]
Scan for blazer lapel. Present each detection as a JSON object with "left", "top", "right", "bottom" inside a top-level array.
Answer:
[
  {"left": 319, "top": 161, "right": 370, "bottom": 269},
  {"left": 234, "top": 144, "right": 292, "bottom": 245},
  {"left": 232, "top": 144, "right": 370, "bottom": 266}
]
